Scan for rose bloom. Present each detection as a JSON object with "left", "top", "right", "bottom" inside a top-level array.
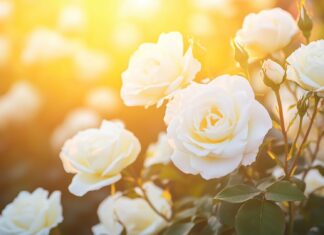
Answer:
[
  {"left": 58, "top": 5, "right": 86, "bottom": 33},
  {"left": 21, "top": 28, "right": 71, "bottom": 64},
  {"left": 73, "top": 47, "right": 111, "bottom": 81},
  {"left": 92, "top": 182, "right": 172, "bottom": 235},
  {"left": 85, "top": 87, "right": 121, "bottom": 115},
  {"left": 262, "top": 59, "right": 285, "bottom": 85},
  {"left": 287, "top": 40, "right": 324, "bottom": 94},
  {"left": 121, "top": 32, "right": 201, "bottom": 108},
  {"left": 0, "top": 81, "right": 41, "bottom": 130},
  {"left": 60, "top": 120, "right": 141, "bottom": 196},
  {"left": 165, "top": 75, "right": 272, "bottom": 179},
  {"left": 0, "top": 1, "right": 12, "bottom": 22},
  {"left": 144, "top": 132, "right": 173, "bottom": 168},
  {"left": 235, "top": 8, "right": 298, "bottom": 60},
  {"left": 0, "top": 188, "right": 63, "bottom": 235},
  {"left": 304, "top": 166, "right": 324, "bottom": 196}
]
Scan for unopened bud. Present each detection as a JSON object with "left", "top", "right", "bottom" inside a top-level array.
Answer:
[
  {"left": 262, "top": 59, "right": 285, "bottom": 87},
  {"left": 298, "top": 6, "right": 313, "bottom": 40},
  {"left": 297, "top": 94, "right": 310, "bottom": 118}
]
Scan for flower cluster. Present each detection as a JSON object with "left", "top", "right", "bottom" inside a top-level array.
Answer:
[{"left": 2, "top": 3, "right": 324, "bottom": 235}]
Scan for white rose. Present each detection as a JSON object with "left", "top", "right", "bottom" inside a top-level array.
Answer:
[
  {"left": 287, "top": 40, "right": 324, "bottom": 93},
  {"left": 0, "top": 188, "right": 63, "bottom": 235},
  {"left": 262, "top": 59, "right": 285, "bottom": 85},
  {"left": 60, "top": 120, "right": 141, "bottom": 196},
  {"left": 304, "top": 167, "right": 324, "bottom": 196},
  {"left": 85, "top": 87, "right": 120, "bottom": 115},
  {"left": 73, "top": 48, "right": 111, "bottom": 81},
  {"left": 92, "top": 182, "right": 172, "bottom": 235},
  {"left": 0, "top": 1, "right": 12, "bottom": 22},
  {"left": 58, "top": 5, "right": 86, "bottom": 33},
  {"left": 144, "top": 132, "right": 173, "bottom": 168},
  {"left": 21, "top": 28, "right": 71, "bottom": 64},
  {"left": 0, "top": 81, "right": 41, "bottom": 130},
  {"left": 235, "top": 8, "right": 298, "bottom": 60},
  {"left": 165, "top": 75, "right": 272, "bottom": 179},
  {"left": 121, "top": 32, "right": 201, "bottom": 108}
]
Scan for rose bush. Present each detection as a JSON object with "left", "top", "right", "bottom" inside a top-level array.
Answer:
[{"left": 4, "top": 2, "right": 324, "bottom": 235}]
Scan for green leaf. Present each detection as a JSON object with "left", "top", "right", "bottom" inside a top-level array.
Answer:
[
  {"left": 265, "top": 180, "right": 306, "bottom": 202},
  {"left": 163, "top": 222, "right": 195, "bottom": 235},
  {"left": 174, "top": 208, "right": 197, "bottom": 222},
  {"left": 235, "top": 199, "right": 285, "bottom": 235},
  {"left": 215, "top": 184, "right": 261, "bottom": 203},
  {"left": 217, "top": 202, "right": 241, "bottom": 226},
  {"left": 291, "top": 177, "right": 306, "bottom": 192},
  {"left": 257, "top": 178, "right": 276, "bottom": 191}
]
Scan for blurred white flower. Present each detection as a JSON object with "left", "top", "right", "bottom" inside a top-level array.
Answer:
[
  {"left": 304, "top": 166, "right": 324, "bottom": 196},
  {"left": 60, "top": 120, "right": 141, "bottom": 196},
  {"left": 165, "top": 75, "right": 272, "bottom": 179},
  {"left": 0, "top": 188, "right": 63, "bottom": 235},
  {"left": 287, "top": 40, "right": 324, "bottom": 94},
  {"left": 235, "top": 8, "right": 298, "bottom": 60},
  {"left": 272, "top": 166, "right": 285, "bottom": 179},
  {"left": 51, "top": 108, "right": 101, "bottom": 150},
  {"left": 262, "top": 59, "right": 285, "bottom": 85},
  {"left": 188, "top": 13, "right": 214, "bottom": 37},
  {"left": 121, "top": 32, "right": 201, "bottom": 108},
  {"left": 119, "top": 0, "right": 160, "bottom": 19},
  {"left": 0, "top": 1, "right": 13, "bottom": 22},
  {"left": 73, "top": 48, "right": 111, "bottom": 81},
  {"left": 112, "top": 22, "right": 142, "bottom": 51},
  {"left": 58, "top": 5, "right": 86, "bottom": 33},
  {"left": 85, "top": 87, "right": 120, "bottom": 115},
  {"left": 21, "top": 28, "right": 71, "bottom": 64},
  {"left": 0, "top": 36, "right": 10, "bottom": 66},
  {"left": 92, "top": 182, "right": 171, "bottom": 235},
  {"left": 144, "top": 132, "right": 172, "bottom": 168},
  {"left": 0, "top": 81, "right": 41, "bottom": 129}
]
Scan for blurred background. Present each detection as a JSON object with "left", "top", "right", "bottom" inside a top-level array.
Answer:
[{"left": 1, "top": 0, "right": 324, "bottom": 234}]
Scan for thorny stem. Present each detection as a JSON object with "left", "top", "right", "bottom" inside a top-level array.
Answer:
[
  {"left": 288, "top": 95, "right": 320, "bottom": 177},
  {"left": 288, "top": 117, "right": 303, "bottom": 163},
  {"left": 274, "top": 88, "right": 290, "bottom": 176},
  {"left": 274, "top": 87, "right": 296, "bottom": 235},
  {"left": 302, "top": 130, "right": 324, "bottom": 180}
]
